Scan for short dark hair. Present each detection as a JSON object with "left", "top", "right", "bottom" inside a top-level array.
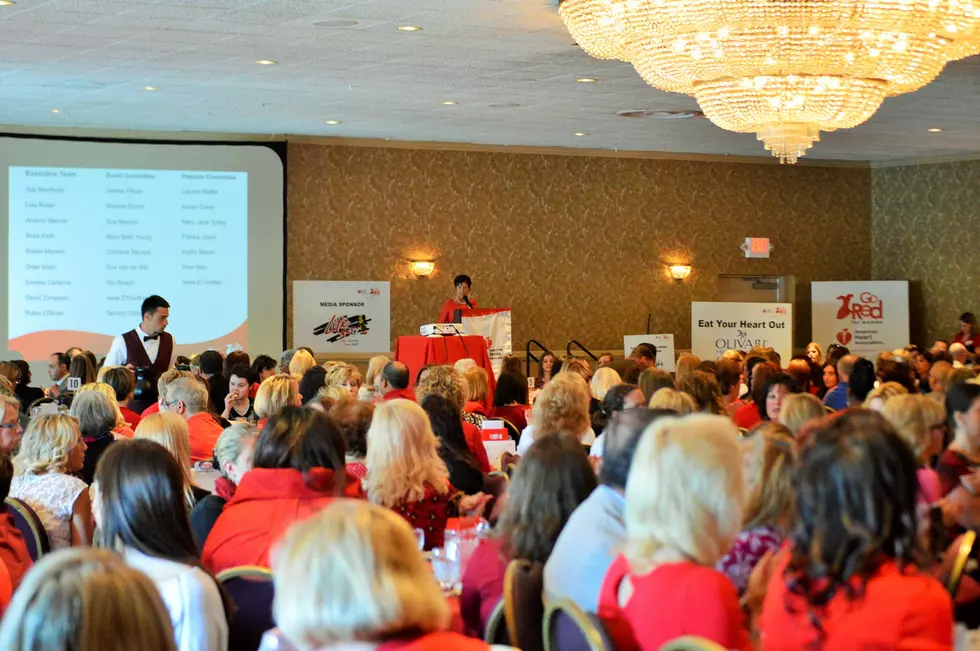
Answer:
[
  {"left": 199, "top": 350, "right": 223, "bottom": 376},
  {"left": 849, "top": 358, "right": 877, "bottom": 403},
  {"left": 382, "top": 362, "right": 410, "bottom": 390},
  {"left": 453, "top": 274, "right": 472, "bottom": 288},
  {"left": 298, "top": 366, "right": 328, "bottom": 403},
  {"left": 761, "top": 372, "right": 799, "bottom": 421},
  {"left": 630, "top": 343, "right": 657, "bottom": 362},
  {"left": 51, "top": 352, "right": 70, "bottom": 369},
  {"left": 251, "top": 354, "right": 277, "bottom": 378},
  {"left": 599, "top": 408, "right": 675, "bottom": 489},
  {"left": 102, "top": 366, "right": 135, "bottom": 402},
  {"left": 330, "top": 397, "right": 374, "bottom": 459},
  {"left": 716, "top": 359, "right": 741, "bottom": 395},
  {"left": 175, "top": 356, "right": 191, "bottom": 367},
  {"left": 224, "top": 351, "right": 251, "bottom": 380},
  {"left": 11, "top": 360, "right": 29, "bottom": 387},
  {"left": 493, "top": 371, "right": 529, "bottom": 407},
  {"left": 961, "top": 312, "right": 978, "bottom": 327},
  {"left": 228, "top": 364, "right": 253, "bottom": 385},
  {"left": 140, "top": 295, "right": 170, "bottom": 319},
  {"left": 946, "top": 382, "right": 980, "bottom": 432}
]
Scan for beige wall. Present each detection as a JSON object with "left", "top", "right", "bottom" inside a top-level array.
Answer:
[
  {"left": 287, "top": 143, "right": 873, "bottom": 353},
  {"left": 872, "top": 160, "right": 980, "bottom": 347}
]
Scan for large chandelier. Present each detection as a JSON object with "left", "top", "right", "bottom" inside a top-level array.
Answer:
[{"left": 559, "top": 0, "right": 980, "bottom": 163}]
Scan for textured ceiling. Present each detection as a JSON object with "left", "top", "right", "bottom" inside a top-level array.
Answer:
[{"left": 1, "top": 0, "right": 979, "bottom": 163}]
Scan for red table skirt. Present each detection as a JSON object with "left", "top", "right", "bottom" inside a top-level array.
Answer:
[{"left": 395, "top": 335, "right": 497, "bottom": 398}]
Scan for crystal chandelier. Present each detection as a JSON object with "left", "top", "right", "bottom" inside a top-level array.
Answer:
[{"left": 559, "top": 0, "right": 980, "bottom": 163}]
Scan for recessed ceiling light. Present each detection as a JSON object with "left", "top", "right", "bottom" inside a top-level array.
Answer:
[
  {"left": 440, "top": 101, "right": 457, "bottom": 105},
  {"left": 312, "top": 19, "right": 359, "bottom": 27},
  {"left": 50, "top": 109, "right": 62, "bottom": 114},
  {"left": 928, "top": 127, "right": 943, "bottom": 132},
  {"left": 324, "top": 120, "right": 341, "bottom": 125},
  {"left": 0, "top": 1, "right": 15, "bottom": 6},
  {"left": 573, "top": 132, "right": 587, "bottom": 136},
  {"left": 256, "top": 59, "right": 277, "bottom": 65},
  {"left": 142, "top": 86, "right": 157, "bottom": 91},
  {"left": 576, "top": 77, "right": 597, "bottom": 83},
  {"left": 397, "top": 25, "right": 422, "bottom": 32}
]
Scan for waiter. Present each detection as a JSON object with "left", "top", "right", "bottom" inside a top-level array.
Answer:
[
  {"left": 438, "top": 274, "right": 477, "bottom": 323},
  {"left": 104, "top": 295, "right": 175, "bottom": 413}
]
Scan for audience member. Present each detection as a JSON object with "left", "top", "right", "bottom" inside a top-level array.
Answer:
[
  {"left": 717, "top": 425, "right": 795, "bottom": 594},
  {"left": 637, "top": 367, "right": 674, "bottom": 403},
  {"left": 135, "top": 412, "right": 209, "bottom": 508},
  {"left": 198, "top": 350, "right": 227, "bottom": 415},
  {"left": 0, "top": 451, "right": 30, "bottom": 595},
  {"left": 882, "top": 394, "right": 946, "bottom": 504},
  {"left": 863, "top": 381, "right": 909, "bottom": 412},
  {"left": 0, "top": 395, "right": 22, "bottom": 454},
  {"left": 101, "top": 366, "right": 142, "bottom": 430},
  {"left": 587, "top": 383, "right": 646, "bottom": 459},
  {"left": 462, "top": 366, "right": 491, "bottom": 428},
  {"left": 648, "top": 387, "right": 697, "bottom": 414},
  {"left": 598, "top": 353, "right": 615, "bottom": 367},
  {"left": 778, "top": 392, "right": 825, "bottom": 438},
  {"left": 489, "top": 370, "right": 530, "bottom": 433},
  {"left": 805, "top": 342, "right": 823, "bottom": 366},
  {"left": 165, "top": 377, "right": 223, "bottom": 464},
  {"left": 500, "top": 356, "right": 523, "bottom": 375},
  {"left": 785, "top": 357, "right": 813, "bottom": 394},
  {"left": 546, "top": 409, "right": 671, "bottom": 611},
  {"left": 950, "top": 342, "right": 969, "bottom": 367},
  {"left": 930, "top": 360, "right": 954, "bottom": 401},
  {"left": 278, "top": 349, "right": 296, "bottom": 375},
  {"left": 416, "top": 366, "right": 490, "bottom": 472},
  {"left": 517, "top": 372, "right": 595, "bottom": 455},
  {"left": 10, "top": 361, "right": 42, "bottom": 414},
  {"left": 821, "top": 361, "right": 839, "bottom": 398},
  {"left": 326, "top": 363, "right": 362, "bottom": 398},
  {"left": 362, "top": 354, "right": 390, "bottom": 401},
  {"left": 140, "top": 368, "right": 194, "bottom": 418},
  {"left": 330, "top": 397, "right": 373, "bottom": 480},
  {"left": 563, "top": 357, "right": 595, "bottom": 384},
  {"left": 535, "top": 352, "right": 558, "bottom": 389},
  {"left": 422, "top": 395, "right": 486, "bottom": 496},
  {"left": 47, "top": 352, "right": 71, "bottom": 396},
  {"left": 0, "top": 548, "right": 178, "bottom": 651},
  {"left": 716, "top": 359, "right": 743, "bottom": 417},
  {"left": 589, "top": 366, "right": 624, "bottom": 432},
  {"left": 298, "top": 366, "right": 328, "bottom": 404},
  {"left": 629, "top": 344, "right": 657, "bottom": 372},
  {"left": 461, "top": 434, "right": 596, "bottom": 636},
  {"left": 910, "top": 348, "right": 934, "bottom": 393},
  {"left": 221, "top": 363, "right": 254, "bottom": 421},
  {"left": 92, "top": 439, "right": 229, "bottom": 650},
  {"left": 203, "top": 407, "right": 360, "bottom": 572},
  {"left": 677, "top": 370, "right": 725, "bottom": 416},
  {"left": 378, "top": 361, "right": 415, "bottom": 402},
  {"left": 76, "top": 382, "right": 136, "bottom": 439},
  {"left": 598, "top": 414, "right": 747, "bottom": 650},
  {"left": 823, "top": 354, "right": 857, "bottom": 411},
  {"left": 938, "top": 382, "right": 980, "bottom": 496},
  {"left": 674, "top": 353, "right": 701, "bottom": 383},
  {"left": 10, "top": 414, "right": 92, "bottom": 550},
  {"left": 734, "top": 361, "right": 779, "bottom": 428},
  {"left": 189, "top": 424, "right": 256, "bottom": 549},
  {"left": 254, "top": 374, "right": 302, "bottom": 424},
  {"left": 288, "top": 349, "right": 316, "bottom": 381},
  {"left": 946, "top": 366, "right": 976, "bottom": 391},
  {"left": 222, "top": 350, "right": 249, "bottom": 381},
  {"left": 269, "top": 500, "right": 492, "bottom": 651},
  {"left": 758, "top": 411, "right": 952, "bottom": 649},
  {"left": 250, "top": 354, "right": 277, "bottom": 397},
  {"left": 70, "top": 390, "right": 119, "bottom": 484},
  {"left": 849, "top": 358, "right": 877, "bottom": 405},
  {"left": 364, "top": 400, "right": 488, "bottom": 550},
  {"left": 955, "top": 312, "right": 980, "bottom": 354}
]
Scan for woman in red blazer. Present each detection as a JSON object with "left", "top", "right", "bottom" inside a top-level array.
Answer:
[
  {"left": 758, "top": 411, "right": 953, "bottom": 650},
  {"left": 202, "top": 407, "right": 362, "bottom": 573},
  {"left": 267, "top": 500, "right": 491, "bottom": 650}
]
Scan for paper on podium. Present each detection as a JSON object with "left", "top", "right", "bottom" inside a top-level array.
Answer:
[{"left": 481, "top": 419, "right": 516, "bottom": 470}]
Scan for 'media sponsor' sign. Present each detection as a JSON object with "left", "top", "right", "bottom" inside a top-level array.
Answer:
[
  {"left": 812, "top": 281, "right": 908, "bottom": 358},
  {"left": 691, "top": 302, "right": 792, "bottom": 362}
]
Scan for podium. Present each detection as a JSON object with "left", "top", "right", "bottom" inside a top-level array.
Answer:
[{"left": 394, "top": 335, "right": 496, "bottom": 397}]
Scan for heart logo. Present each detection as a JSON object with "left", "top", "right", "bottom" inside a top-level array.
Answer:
[{"left": 836, "top": 328, "right": 852, "bottom": 345}]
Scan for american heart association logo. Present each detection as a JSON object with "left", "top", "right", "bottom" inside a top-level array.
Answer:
[
  {"left": 836, "top": 328, "right": 853, "bottom": 345},
  {"left": 485, "top": 338, "right": 493, "bottom": 349}
]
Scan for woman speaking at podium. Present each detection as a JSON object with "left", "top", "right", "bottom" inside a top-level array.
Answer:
[{"left": 438, "top": 274, "right": 478, "bottom": 323}]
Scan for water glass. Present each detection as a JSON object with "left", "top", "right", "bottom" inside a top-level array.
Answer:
[
  {"left": 430, "top": 546, "right": 461, "bottom": 595},
  {"left": 413, "top": 528, "right": 425, "bottom": 551}
]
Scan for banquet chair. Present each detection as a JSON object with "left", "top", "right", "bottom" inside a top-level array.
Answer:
[
  {"left": 542, "top": 598, "right": 612, "bottom": 651},
  {"left": 943, "top": 530, "right": 978, "bottom": 597},
  {"left": 503, "top": 559, "right": 545, "bottom": 651},
  {"left": 217, "top": 565, "right": 275, "bottom": 651},
  {"left": 659, "top": 636, "right": 730, "bottom": 651},
  {"left": 824, "top": 405, "right": 836, "bottom": 414},
  {"left": 498, "top": 418, "right": 521, "bottom": 442},
  {"left": 484, "top": 599, "right": 511, "bottom": 645},
  {"left": 5, "top": 497, "right": 49, "bottom": 561}
]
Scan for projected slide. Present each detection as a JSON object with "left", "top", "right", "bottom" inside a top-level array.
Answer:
[{"left": 8, "top": 166, "right": 247, "bottom": 358}]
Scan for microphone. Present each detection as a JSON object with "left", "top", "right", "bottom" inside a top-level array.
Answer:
[{"left": 463, "top": 296, "right": 473, "bottom": 309}]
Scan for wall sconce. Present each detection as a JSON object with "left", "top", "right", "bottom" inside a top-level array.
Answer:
[
  {"left": 669, "top": 264, "right": 692, "bottom": 281},
  {"left": 409, "top": 260, "right": 436, "bottom": 279}
]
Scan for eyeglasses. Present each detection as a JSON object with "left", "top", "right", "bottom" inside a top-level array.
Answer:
[{"left": 0, "top": 422, "right": 21, "bottom": 430}]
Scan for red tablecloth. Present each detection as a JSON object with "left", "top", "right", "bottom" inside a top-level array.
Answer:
[{"left": 395, "top": 335, "right": 497, "bottom": 397}]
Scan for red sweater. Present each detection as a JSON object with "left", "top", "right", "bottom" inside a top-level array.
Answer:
[
  {"left": 0, "top": 511, "right": 31, "bottom": 592},
  {"left": 460, "top": 537, "right": 508, "bottom": 637},
  {"left": 202, "top": 467, "right": 363, "bottom": 573},
  {"left": 733, "top": 402, "right": 764, "bottom": 430},
  {"left": 140, "top": 401, "right": 161, "bottom": 417},
  {"left": 379, "top": 632, "right": 489, "bottom": 650},
  {"left": 463, "top": 421, "right": 491, "bottom": 473},
  {"left": 382, "top": 388, "right": 417, "bottom": 402},
  {"left": 120, "top": 406, "right": 142, "bottom": 431},
  {"left": 598, "top": 556, "right": 750, "bottom": 651},
  {"left": 438, "top": 298, "right": 476, "bottom": 324},
  {"left": 760, "top": 553, "right": 952, "bottom": 651},
  {"left": 392, "top": 484, "right": 457, "bottom": 551},
  {"left": 187, "top": 412, "right": 225, "bottom": 463}
]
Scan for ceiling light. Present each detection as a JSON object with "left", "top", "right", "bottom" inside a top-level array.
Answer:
[
  {"left": 0, "top": 1, "right": 15, "bottom": 5},
  {"left": 440, "top": 101, "right": 457, "bottom": 105},
  {"left": 397, "top": 25, "right": 422, "bottom": 32},
  {"left": 50, "top": 109, "right": 62, "bottom": 114},
  {"left": 928, "top": 128, "right": 943, "bottom": 132},
  {"left": 576, "top": 77, "right": 597, "bottom": 83},
  {"left": 256, "top": 59, "right": 277, "bottom": 65},
  {"left": 324, "top": 120, "right": 341, "bottom": 125},
  {"left": 573, "top": 132, "right": 587, "bottom": 136},
  {"left": 142, "top": 86, "right": 157, "bottom": 91}
]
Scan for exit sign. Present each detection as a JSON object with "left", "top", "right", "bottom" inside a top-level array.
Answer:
[{"left": 743, "top": 237, "right": 771, "bottom": 259}]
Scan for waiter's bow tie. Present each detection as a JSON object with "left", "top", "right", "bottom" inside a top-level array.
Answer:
[{"left": 143, "top": 334, "right": 160, "bottom": 341}]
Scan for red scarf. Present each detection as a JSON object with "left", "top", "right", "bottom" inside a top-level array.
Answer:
[{"left": 213, "top": 476, "right": 237, "bottom": 501}]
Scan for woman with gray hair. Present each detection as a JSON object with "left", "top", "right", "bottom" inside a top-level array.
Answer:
[{"left": 70, "top": 390, "right": 119, "bottom": 484}]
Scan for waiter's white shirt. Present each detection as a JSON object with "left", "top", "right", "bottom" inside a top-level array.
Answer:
[{"left": 104, "top": 325, "right": 176, "bottom": 368}]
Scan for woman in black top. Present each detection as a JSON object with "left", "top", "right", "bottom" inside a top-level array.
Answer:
[{"left": 421, "top": 395, "right": 484, "bottom": 495}]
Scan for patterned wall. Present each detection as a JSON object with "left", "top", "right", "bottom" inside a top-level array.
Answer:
[
  {"left": 872, "top": 160, "right": 980, "bottom": 347},
  {"left": 287, "top": 143, "right": 873, "bottom": 353}
]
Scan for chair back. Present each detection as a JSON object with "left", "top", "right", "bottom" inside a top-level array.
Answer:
[
  {"left": 659, "top": 636, "right": 730, "bottom": 651},
  {"left": 504, "top": 560, "right": 545, "bottom": 651},
  {"left": 542, "top": 598, "right": 613, "bottom": 651},
  {"left": 484, "top": 599, "right": 510, "bottom": 645},
  {"left": 499, "top": 418, "right": 521, "bottom": 442},
  {"left": 5, "top": 497, "right": 49, "bottom": 561},
  {"left": 942, "top": 530, "right": 978, "bottom": 597},
  {"left": 217, "top": 565, "right": 275, "bottom": 651}
]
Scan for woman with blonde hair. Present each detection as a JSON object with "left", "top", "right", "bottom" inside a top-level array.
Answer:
[
  {"left": 76, "top": 382, "right": 135, "bottom": 438},
  {"left": 590, "top": 366, "right": 624, "bottom": 433},
  {"left": 361, "top": 355, "right": 390, "bottom": 401},
  {"left": 0, "top": 548, "right": 178, "bottom": 651},
  {"left": 805, "top": 342, "right": 823, "bottom": 366},
  {"left": 462, "top": 365, "right": 491, "bottom": 428},
  {"left": 676, "top": 370, "right": 725, "bottom": 415},
  {"left": 365, "top": 400, "right": 488, "bottom": 550},
  {"left": 598, "top": 414, "right": 748, "bottom": 650},
  {"left": 778, "top": 392, "right": 826, "bottom": 438},
  {"left": 516, "top": 372, "right": 595, "bottom": 456},
  {"left": 717, "top": 426, "right": 796, "bottom": 594},
  {"left": 135, "top": 412, "right": 208, "bottom": 508},
  {"left": 288, "top": 349, "right": 316, "bottom": 380},
  {"left": 882, "top": 394, "right": 946, "bottom": 504},
  {"left": 326, "top": 363, "right": 362, "bottom": 399},
  {"left": 9, "top": 413, "right": 92, "bottom": 549},
  {"left": 863, "top": 381, "right": 909, "bottom": 412},
  {"left": 648, "top": 387, "right": 697, "bottom": 414},
  {"left": 254, "top": 374, "right": 302, "bottom": 423},
  {"left": 675, "top": 353, "right": 702, "bottom": 383},
  {"left": 266, "top": 500, "right": 493, "bottom": 650},
  {"left": 563, "top": 357, "right": 594, "bottom": 383},
  {"left": 417, "top": 365, "right": 490, "bottom": 472}
]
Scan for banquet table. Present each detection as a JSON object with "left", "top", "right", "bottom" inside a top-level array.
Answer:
[{"left": 395, "top": 335, "right": 497, "bottom": 397}]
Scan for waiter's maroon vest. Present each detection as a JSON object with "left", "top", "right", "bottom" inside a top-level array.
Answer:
[{"left": 121, "top": 329, "right": 173, "bottom": 380}]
